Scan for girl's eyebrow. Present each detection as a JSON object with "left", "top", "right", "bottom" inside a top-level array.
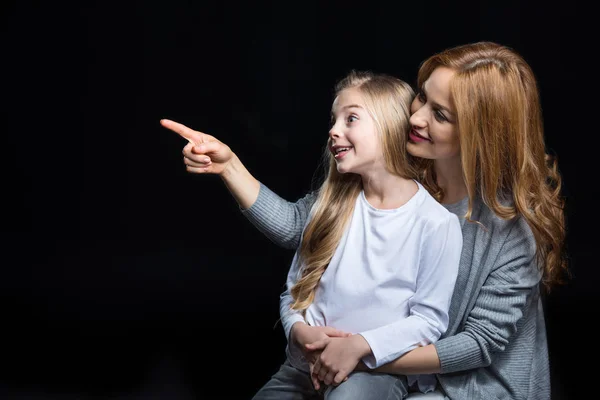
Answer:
[
  {"left": 332, "top": 104, "right": 364, "bottom": 116},
  {"left": 341, "top": 104, "right": 364, "bottom": 110}
]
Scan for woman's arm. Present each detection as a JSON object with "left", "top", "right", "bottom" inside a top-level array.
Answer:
[
  {"left": 219, "top": 153, "right": 261, "bottom": 210},
  {"left": 242, "top": 185, "right": 316, "bottom": 250},
  {"left": 161, "top": 118, "right": 315, "bottom": 249},
  {"left": 368, "top": 344, "right": 441, "bottom": 375},
  {"left": 161, "top": 118, "right": 260, "bottom": 209},
  {"left": 433, "top": 218, "right": 541, "bottom": 373}
]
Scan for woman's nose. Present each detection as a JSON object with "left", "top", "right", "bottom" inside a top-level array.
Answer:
[{"left": 409, "top": 107, "right": 427, "bottom": 129}]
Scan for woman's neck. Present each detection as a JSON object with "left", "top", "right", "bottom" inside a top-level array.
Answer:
[
  {"left": 434, "top": 157, "right": 468, "bottom": 204},
  {"left": 361, "top": 172, "right": 417, "bottom": 210}
]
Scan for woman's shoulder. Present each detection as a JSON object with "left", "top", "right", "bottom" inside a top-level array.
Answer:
[
  {"left": 473, "top": 197, "right": 540, "bottom": 279},
  {"left": 473, "top": 196, "right": 536, "bottom": 246}
]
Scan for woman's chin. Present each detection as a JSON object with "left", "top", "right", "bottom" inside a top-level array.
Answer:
[{"left": 407, "top": 143, "right": 433, "bottom": 159}]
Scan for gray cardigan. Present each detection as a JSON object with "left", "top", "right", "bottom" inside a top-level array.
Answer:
[{"left": 242, "top": 183, "right": 550, "bottom": 400}]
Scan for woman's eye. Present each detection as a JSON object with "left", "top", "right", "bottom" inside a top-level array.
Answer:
[
  {"left": 434, "top": 110, "right": 448, "bottom": 122},
  {"left": 417, "top": 91, "right": 426, "bottom": 103}
]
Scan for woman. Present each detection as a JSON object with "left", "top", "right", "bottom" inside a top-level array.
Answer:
[{"left": 161, "top": 41, "right": 567, "bottom": 399}]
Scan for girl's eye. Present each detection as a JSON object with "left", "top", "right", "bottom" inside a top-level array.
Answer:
[{"left": 347, "top": 115, "right": 358, "bottom": 123}]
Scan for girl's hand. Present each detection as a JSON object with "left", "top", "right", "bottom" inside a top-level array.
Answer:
[
  {"left": 307, "top": 334, "right": 372, "bottom": 387},
  {"left": 290, "top": 323, "right": 351, "bottom": 362},
  {"left": 290, "top": 324, "right": 352, "bottom": 390}
]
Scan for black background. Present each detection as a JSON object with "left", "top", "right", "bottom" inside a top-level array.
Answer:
[{"left": 1, "top": 1, "right": 593, "bottom": 399}]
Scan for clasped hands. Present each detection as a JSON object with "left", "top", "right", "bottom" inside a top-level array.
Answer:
[{"left": 290, "top": 322, "right": 371, "bottom": 390}]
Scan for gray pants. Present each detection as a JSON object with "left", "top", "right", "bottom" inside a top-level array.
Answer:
[{"left": 252, "top": 359, "right": 409, "bottom": 400}]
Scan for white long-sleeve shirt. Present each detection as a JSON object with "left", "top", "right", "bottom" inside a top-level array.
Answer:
[{"left": 280, "top": 181, "right": 462, "bottom": 392}]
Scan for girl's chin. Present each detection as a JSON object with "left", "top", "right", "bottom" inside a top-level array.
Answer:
[{"left": 335, "top": 164, "right": 353, "bottom": 174}]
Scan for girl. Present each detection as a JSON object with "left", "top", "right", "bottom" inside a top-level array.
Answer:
[{"left": 161, "top": 70, "right": 463, "bottom": 399}]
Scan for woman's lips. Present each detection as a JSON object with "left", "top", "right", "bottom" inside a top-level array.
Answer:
[{"left": 409, "top": 129, "right": 431, "bottom": 143}]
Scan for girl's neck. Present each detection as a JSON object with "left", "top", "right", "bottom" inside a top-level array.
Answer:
[
  {"left": 434, "top": 157, "right": 468, "bottom": 204},
  {"left": 361, "top": 172, "right": 417, "bottom": 210}
]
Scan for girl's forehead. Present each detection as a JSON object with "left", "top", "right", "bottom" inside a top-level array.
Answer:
[{"left": 332, "top": 88, "right": 365, "bottom": 112}]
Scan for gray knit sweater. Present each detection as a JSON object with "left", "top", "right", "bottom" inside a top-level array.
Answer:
[{"left": 242, "top": 183, "right": 550, "bottom": 400}]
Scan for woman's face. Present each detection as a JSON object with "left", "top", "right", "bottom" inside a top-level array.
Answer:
[{"left": 407, "top": 67, "right": 461, "bottom": 162}]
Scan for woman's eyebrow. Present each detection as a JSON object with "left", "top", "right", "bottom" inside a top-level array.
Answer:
[{"left": 421, "top": 87, "right": 454, "bottom": 116}]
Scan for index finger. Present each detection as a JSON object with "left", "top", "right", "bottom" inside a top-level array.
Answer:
[{"left": 160, "top": 119, "right": 203, "bottom": 145}]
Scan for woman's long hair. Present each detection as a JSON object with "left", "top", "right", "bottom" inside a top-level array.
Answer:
[
  {"left": 414, "top": 42, "right": 567, "bottom": 289},
  {"left": 290, "top": 70, "right": 416, "bottom": 311}
]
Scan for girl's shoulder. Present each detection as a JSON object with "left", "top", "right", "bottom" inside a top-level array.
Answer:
[{"left": 417, "top": 184, "right": 462, "bottom": 222}]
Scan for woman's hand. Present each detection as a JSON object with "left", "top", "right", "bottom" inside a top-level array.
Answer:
[
  {"left": 161, "top": 118, "right": 260, "bottom": 209},
  {"left": 160, "top": 118, "right": 235, "bottom": 176}
]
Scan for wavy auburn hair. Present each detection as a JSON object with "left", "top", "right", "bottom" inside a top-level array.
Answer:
[
  {"left": 414, "top": 42, "right": 567, "bottom": 289},
  {"left": 289, "top": 70, "right": 416, "bottom": 311}
]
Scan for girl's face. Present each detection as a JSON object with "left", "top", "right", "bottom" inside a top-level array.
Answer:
[
  {"left": 407, "top": 67, "right": 461, "bottom": 163},
  {"left": 329, "top": 87, "right": 382, "bottom": 176}
]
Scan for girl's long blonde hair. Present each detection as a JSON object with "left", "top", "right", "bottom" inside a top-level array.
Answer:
[
  {"left": 414, "top": 42, "right": 567, "bottom": 289},
  {"left": 290, "top": 70, "right": 416, "bottom": 311}
]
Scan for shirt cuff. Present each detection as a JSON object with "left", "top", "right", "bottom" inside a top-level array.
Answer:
[
  {"left": 434, "top": 334, "right": 482, "bottom": 373},
  {"left": 358, "top": 331, "right": 419, "bottom": 369}
]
